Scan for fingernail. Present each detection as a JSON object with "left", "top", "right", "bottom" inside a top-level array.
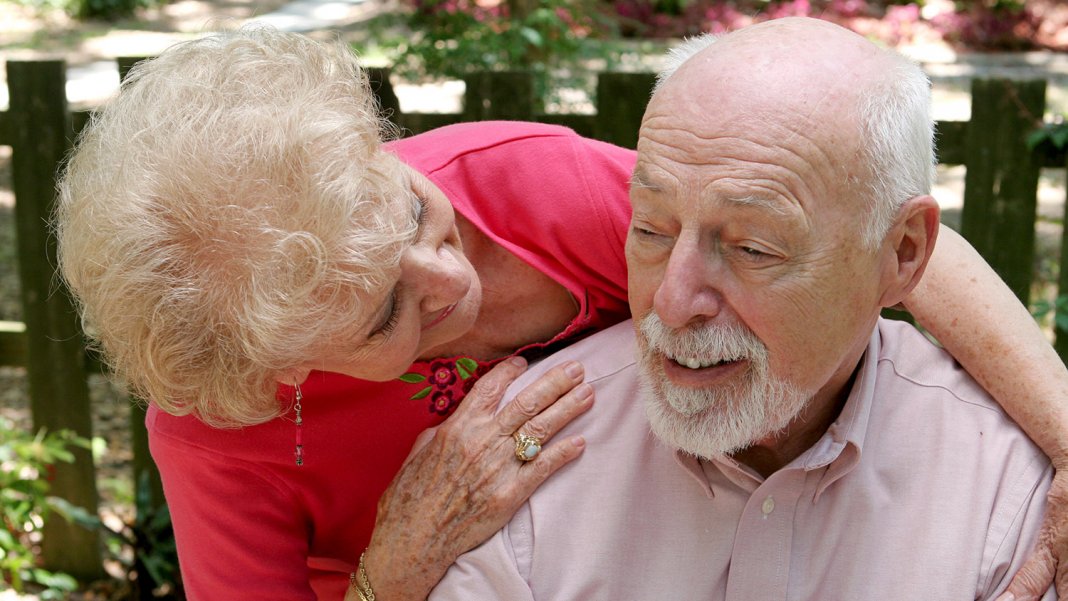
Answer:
[
  {"left": 510, "top": 356, "right": 527, "bottom": 368},
  {"left": 571, "top": 436, "right": 586, "bottom": 448},
  {"left": 565, "top": 361, "right": 583, "bottom": 378},
  {"left": 575, "top": 383, "right": 593, "bottom": 400}
]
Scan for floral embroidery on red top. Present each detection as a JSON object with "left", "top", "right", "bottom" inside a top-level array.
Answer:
[{"left": 399, "top": 357, "right": 486, "bottom": 416}]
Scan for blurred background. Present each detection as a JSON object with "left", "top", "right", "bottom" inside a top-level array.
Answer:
[{"left": 1, "top": 0, "right": 1067, "bottom": 598}]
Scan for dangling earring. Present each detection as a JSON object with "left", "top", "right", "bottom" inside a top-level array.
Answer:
[{"left": 294, "top": 383, "right": 304, "bottom": 467}]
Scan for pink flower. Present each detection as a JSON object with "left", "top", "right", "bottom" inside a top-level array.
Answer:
[
  {"left": 430, "top": 390, "right": 457, "bottom": 416},
  {"left": 429, "top": 359, "right": 458, "bottom": 389}
]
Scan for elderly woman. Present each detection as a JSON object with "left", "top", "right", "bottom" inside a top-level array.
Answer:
[{"left": 55, "top": 28, "right": 1068, "bottom": 601}]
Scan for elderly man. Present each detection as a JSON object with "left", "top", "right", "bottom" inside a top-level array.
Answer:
[{"left": 426, "top": 17, "right": 1054, "bottom": 600}]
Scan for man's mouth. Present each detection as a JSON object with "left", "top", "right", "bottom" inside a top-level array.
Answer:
[{"left": 665, "top": 351, "right": 743, "bottom": 371}]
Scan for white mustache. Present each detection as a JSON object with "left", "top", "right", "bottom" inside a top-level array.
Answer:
[{"left": 638, "top": 313, "right": 768, "bottom": 365}]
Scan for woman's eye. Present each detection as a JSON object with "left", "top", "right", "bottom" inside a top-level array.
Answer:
[
  {"left": 371, "top": 291, "right": 401, "bottom": 338},
  {"left": 415, "top": 196, "right": 430, "bottom": 230}
]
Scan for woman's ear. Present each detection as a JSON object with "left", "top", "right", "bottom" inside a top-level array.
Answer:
[
  {"left": 275, "top": 367, "right": 312, "bottom": 388},
  {"left": 878, "top": 195, "right": 940, "bottom": 308}
]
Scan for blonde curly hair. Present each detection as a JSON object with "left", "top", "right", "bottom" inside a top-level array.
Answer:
[{"left": 55, "top": 28, "right": 416, "bottom": 427}]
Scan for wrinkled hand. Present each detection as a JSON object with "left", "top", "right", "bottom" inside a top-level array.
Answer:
[
  {"left": 361, "top": 357, "right": 593, "bottom": 601},
  {"left": 996, "top": 467, "right": 1068, "bottom": 600}
]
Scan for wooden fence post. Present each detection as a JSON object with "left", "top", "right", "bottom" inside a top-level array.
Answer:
[
  {"left": 960, "top": 78, "right": 1046, "bottom": 304},
  {"left": 595, "top": 72, "right": 655, "bottom": 149},
  {"left": 7, "top": 59, "right": 103, "bottom": 579},
  {"left": 462, "top": 71, "right": 536, "bottom": 121}
]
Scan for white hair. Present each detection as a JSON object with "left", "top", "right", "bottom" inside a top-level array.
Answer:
[
  {"left": 856, "top": 54, "right": 935, "bottom": 246},
  {"left": 654, "top": 33, "right": 719, "bottom": 93},
  {"left": 55, "top": 28, "right": 415, "bottom": 426},
  {"left": 637, "top": 313, "right": 812, "bottom": 458}
]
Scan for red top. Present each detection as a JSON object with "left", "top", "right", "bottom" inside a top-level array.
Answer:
[{"left": 148, "top": 122, "right": 636, "bottom": 600}]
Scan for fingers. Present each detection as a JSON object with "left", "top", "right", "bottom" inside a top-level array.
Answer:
[
  {"left": 496, "top": 360, "right": 586, "bottom": 433},
  {"left": 516, "top": 382, "right": 593, "bottom": 441},
  {"left": 510, "top": 434, "right": 586, "bottom": 496},
  {"left": 454, "top": 356, "right": 528, "bottom": 414},
  {"left": 998, "top": 542, "right": 1055, "bottom": 601},
  {"left": 1000, "top": 469, "right": 1068, "bottom": 601}
]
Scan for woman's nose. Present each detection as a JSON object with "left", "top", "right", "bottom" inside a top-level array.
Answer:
[{"left": 405, "top": 245, "right": 470, "bottom": 313}]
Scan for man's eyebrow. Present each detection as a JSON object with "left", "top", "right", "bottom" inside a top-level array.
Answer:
[
  {"left": 723, "top": 195, "right": 793, "bottom": 216},
  {"left": 630, "top": 167, "right": 662, "bottom": 191}
]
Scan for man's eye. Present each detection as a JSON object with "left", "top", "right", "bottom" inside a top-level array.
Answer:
[
  {"left": 633, "top": 226, "right": 664, "bottom": 238},
  {"left": 735, "top": 245, "right": 776, "bottom": 262}
]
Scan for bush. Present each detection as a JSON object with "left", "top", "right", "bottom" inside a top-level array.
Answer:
[
  {"left": 0, "top": 416, "right": 88, "bottom": 598},
  {"left": 8, "top": 0, "right": 163, "bottom": 22},
  {"left": 930, "top": 1, "right": 1040, "bottom": 51},
  {"left": 384, "top": 0, "right": 620, "bottom": 105}
]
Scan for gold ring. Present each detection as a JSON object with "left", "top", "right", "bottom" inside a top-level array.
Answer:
[{"left": 513, "top": 431, "right": 542, "bottom": 462}]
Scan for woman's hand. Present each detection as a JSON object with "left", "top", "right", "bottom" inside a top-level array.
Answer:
[
  {"left": 358, "top": 356, "right": 593, "bottom": 600},
  {"left": 995, "top": 466, "right": 1068, "bottom": 600}
]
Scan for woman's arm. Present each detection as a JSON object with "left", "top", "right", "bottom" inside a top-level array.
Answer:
[
  {"left": 346, "top": 357, "right": 593, "bottom": 601},
  {"left": 904, "top": 224, "right": 1068, "bottom": 599}
]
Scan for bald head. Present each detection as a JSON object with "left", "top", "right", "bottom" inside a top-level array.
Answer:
[{"left": 647, "top": 18, "right": 934, "bottom": 245}]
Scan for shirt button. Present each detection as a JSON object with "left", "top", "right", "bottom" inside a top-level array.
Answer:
[{"left": 761, "top": 496, "right": 775, "bottom": 516}]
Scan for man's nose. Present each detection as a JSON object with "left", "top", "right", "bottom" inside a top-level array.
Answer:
[{"left": 652, "top": 238, "right": 722, "bottom": 329}]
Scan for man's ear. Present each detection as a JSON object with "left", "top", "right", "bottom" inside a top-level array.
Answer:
[
  {"left": 275, "top": 366, "right": 312, "bottom": 388},
  {"left": 878, "top": 195, "right": 940, "bottom": 308}
]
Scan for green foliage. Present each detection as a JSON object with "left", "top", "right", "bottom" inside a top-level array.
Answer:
[
  {"left": 1027, "top": 116, "right": 1068, "bottom": 152},
  {"left": 382, "top": 0, "right": 619, "bottom": 104},
  {"left": 0, "top": 416, "right": 88, "bottom": 596},
  {"left": 73, "top": 0, "right": 167, "bottom": 21},
  {"left": 1031, "top": 295, "right": 1068, "bottom": 333},
  {"left": 6, "top": 0, "right": 161, "bottom": 22},
  {"left": 50, "top": 472, "right": 182, "bottom": 598}
]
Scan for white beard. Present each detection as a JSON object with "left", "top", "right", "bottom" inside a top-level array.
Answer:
[{"left": 637, "top": 313, "right": 813, "bottom": 459}]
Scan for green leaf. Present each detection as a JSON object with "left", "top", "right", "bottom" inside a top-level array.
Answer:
[
  {"left": 1031, "top": 298, "right": 1052, "bottom": 319},
  {"left": 519, "top": 26, "right": 544, "bottom": 47},
  {"left": 398, "top": 373, "right": 426, "bottom": 384},
  {"left": 410, "top": 386, "right": 432, "bottom": 400},
  {"left": 1026, "top": 128, "right": 1047, "bottom": 150},
  {"left": 456, "top": 357, "right": 479, "bottom": 372},
  {"left": 46, "top": 496, "right": 105, "bottom": 531},
  {"left": 30, "top": 568, "right": 77, "bottom": 591},
  {"left": 1052, "top": 126, "right": 1068, "bottom": 149},
  {"left": 0, "top": 528, "right": 16, "bottom": 550},
  {"left": 457, "top": 365, "right": 471, "bottom": 379}
]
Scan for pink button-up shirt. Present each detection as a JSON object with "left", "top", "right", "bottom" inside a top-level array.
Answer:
[{"left": 430, "top": 319, "right": 1054, "bottom": 600}]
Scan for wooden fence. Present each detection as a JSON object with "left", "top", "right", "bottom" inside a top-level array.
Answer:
[{"left": 0, "top": 58, "right": 1067, "bottom": 577}]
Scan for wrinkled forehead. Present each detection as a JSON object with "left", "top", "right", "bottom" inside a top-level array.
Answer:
[
  {"left": 634, "top": 103, "right": 864, "bottom": 222},
  {"left": 639, "top": 53, "right": 873, "bottom": 210}
]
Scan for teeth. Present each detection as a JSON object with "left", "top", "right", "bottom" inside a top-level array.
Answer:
[{"left": 675, "top": 356, "right": 723, "bottom": 370}]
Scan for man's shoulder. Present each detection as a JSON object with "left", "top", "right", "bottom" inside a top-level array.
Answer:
[
  {"left": 875, "top": 318, "right": 999, "bottom": 413},
  {"left": 505, "top": 321, "right": 638, "bottom": 403},
  {"left": 870, "top": 319, "right": 1046, "bottom": 469}
]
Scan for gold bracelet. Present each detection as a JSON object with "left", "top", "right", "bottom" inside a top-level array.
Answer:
[{"left": 349, "top": 551, "right": 376, "bottom": 601}]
